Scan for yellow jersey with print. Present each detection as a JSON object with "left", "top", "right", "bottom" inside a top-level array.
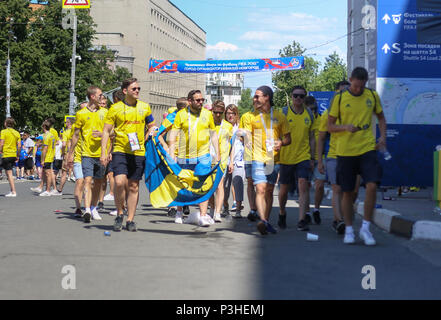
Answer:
[
  {"left": 50, "top": 128, "right": 59, "bottom": 142},
  {"left": 160, "top": 111, "right": 179, "bottom": 157},
  {"left": 42, "top": 131, "right": 56, "bottom": 163},
  {"left": 329, "top": 88, "right": 383, "bottom": 157},
  {"left": 0, "top": 128, "right": 20, "bottom": 158},
  {"left": 215, "top": 120, "right": 233, "bottom": 162},
  {"left": 105, "top": 100, "right": 153, "bottom": 157},
  {"left": 280, "top": 107, "right": 313, "bottom": 165},
  {"left": 75, "top": 106, "right": 108, "bottom": 158},
  {"left": 167, "top": 106, "right": 178, "bottom": 114},
  {"left": 319, "top": 109, "right": 340, "bottom": 159},
  {"left": 69, "top": 124, "right": 83, "bottom": 163},
  {"left": 239, "top": 111, "right": 254, "bottom": 163},
  {"left": 61, "top": 128, "right": 72, "bottom": 155},
  {"left": 242, "top": 109, "right": 290, "bottom": 164},
  {"left": 311, "top": 112, "right": 321, "bottom": 160},
  {"left": 172, "top": 107, "right": 216, "bottom": 159}
]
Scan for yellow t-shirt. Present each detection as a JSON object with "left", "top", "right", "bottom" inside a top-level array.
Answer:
[
  {"left": 172, "top": 107, "right": 216, "bottom": 159},
  {"left": 167, "top": 107, "right": 178, "bottom": 114},
  {"left": 215, "top": 120, "right": 233, "bottom": 162},
  {"left": 50, "top": 128, "right": 59, "bottom": 142},
  {"left": 105, "top": 100, "right": 153, "bottom": 157},
  {"left": 62, "top": 128, "right": 72, "bottom": 155},
  {"left": 69, "top": 124, "right": 83, "bottom": 163},
  {"left": 42, "top": 131, "right": 56, "bottom": 163},
  {"left": 239, "top": 111, "right": 254, "bottom": 163},
  {"left": 242, "top": 109, "right": 290, "bottom": 164},
  {"left": 0, "top": 128, "right": 20, "bottom": 158},
  {"left": 76, "top": 106, "right": 108, "bottom": 158},
  {"left": 280, "top": 107, "right": 313, "bottom": 165},
  {"left": 329, "top": 88, "right": 383, "bottom": 157}
]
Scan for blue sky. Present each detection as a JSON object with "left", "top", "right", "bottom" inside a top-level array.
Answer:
[{"left": 171, "top": 0, "right": 348, "bottom": 91}]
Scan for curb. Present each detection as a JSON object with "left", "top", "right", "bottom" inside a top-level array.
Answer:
[{"left": 356, "top": 202, "right": 441, "bottom": 241}]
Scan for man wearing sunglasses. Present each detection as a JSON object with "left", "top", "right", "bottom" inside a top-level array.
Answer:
[
  {"left": 328, "top": 67, "right": 387, "bottom": 246},
  {"left": 241, "top": 85, "right": 291, "bottom": 235},
  {"left": 101, "top": 78, "right": 157, "bottom": 232},
  {"left": 169, "top": 90, "right": 220, "bottom": 227},
  {"left": 278, "top": 86, "right": 316, "bottom": 232}
]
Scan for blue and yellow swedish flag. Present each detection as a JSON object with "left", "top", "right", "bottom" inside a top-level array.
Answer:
[{"left": 145, "top": 112, "right": 232, "bottom": 208}]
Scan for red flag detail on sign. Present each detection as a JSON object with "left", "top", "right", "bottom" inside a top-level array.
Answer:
[{"left": 63, "top": 0, "right": 90, "bottom": 9}]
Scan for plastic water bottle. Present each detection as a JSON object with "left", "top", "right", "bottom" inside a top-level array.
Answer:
[
  {"left": 436, "top": 145, "right": 441, "bottom": 151},
  {"left": 104, "top": 231, "right": 111, "bottom": 236},
  {"left": 380, "top": 148, "right": 392, "bottom": 161}
]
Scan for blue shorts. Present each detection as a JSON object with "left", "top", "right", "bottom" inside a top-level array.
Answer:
[
  {"left": 112, "top": 152, "right": 146, "bottom": 181},
  {"left": 178, "top": 154, "right": 212, "bottom": 176},
  {"left": 251, "top": 161, "right": 280, "bottom": 185},
  {"left": 245, "top": 163, "right": 252, "bottom": 179},
  {"left": 73, "top": 162, "right": 83, "bottom": 180},
  {"left": 82, "top": 157, "right": 105, "bottom": 179},
  {"left": 279, "top": 160, "right": 312, "bottom": 185}
]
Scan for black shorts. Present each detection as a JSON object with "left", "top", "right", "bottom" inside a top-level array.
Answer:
[
  {"left": 279, "top": 161, "right": 312, "bottom": 185},
  {"left": 112, "top": 152, "right": 146, "bottom": 181},
  {"left": 25, "top": 157, "right": 34, "bottom": 170},
  {"left": 53, "top": 160, "right": 63, "bottom": 171},
  {"left": 43, "top": 162, "right": 53, "bottom": 170},
  {"left": 337, "top": 150, "right": 382, "bottom": 192},
  {"left": 1, "top": 157, "right": 17, "bottom": 171}
]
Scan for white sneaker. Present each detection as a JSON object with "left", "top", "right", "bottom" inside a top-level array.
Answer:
[
  {"left": 50, "top": 189, "right": 63, "bottom": 196},
  {"left": 198, "top": 215, "right": 211, "bottom": 227},
  {"left": 39, "top": 191, "right": 51, "bottom": 197},
  {"left": 343, "top": 232, "right": 356, "bottom": 244},
  {"left": 186, "top": 211, "right": 200, "bottom": 225},
  {"left": 109, "top": 210, "right": 117, "bottom": 216},
  {"left": 359, "top": 229, "right": 376, "bottom": 246},
  {"left": 103, "top": 193, "right": 114, "bottom": 201},
  {"left": 175, "top": 211, "right": 183, "bottom": 224},
  {"left": 91, "top": 208, "right": 102, "bottom": 220},
  {"left": 5, "top": 192, "right": 17, "bottom": 197},
  {"left": 31, "top": 187, "right": 42, "bottom": 193},
  {"left": 214, "top": 212, "right": 222, "bottom": 223}
]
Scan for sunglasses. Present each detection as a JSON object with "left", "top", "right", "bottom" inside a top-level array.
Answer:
[
  {"left": 131, "top": 87, "right": 141, "bottom": 92},
  {"left": 293, "top": 94, "right": 306, "bottom": 99},
  {"left": 194, "top": 98, "right": 205, "bottom": 103},
  {"left": 253, "top": 95, "right": 264, "bottom": 99},
  {"left": 213, "top": 111, "right": 224, "bottom": 115}
]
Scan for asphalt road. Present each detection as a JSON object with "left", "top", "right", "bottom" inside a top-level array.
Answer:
[{"left": 0, "top": 179, "right": 440, "bottom": 300}]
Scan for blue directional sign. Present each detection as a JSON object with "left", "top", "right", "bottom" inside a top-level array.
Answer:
[
  {"left": 377, "top": 0, "right": 441, "bottom": 78},
  {"left": 309, "top": 91, "right": 335, "bottom": 115}
]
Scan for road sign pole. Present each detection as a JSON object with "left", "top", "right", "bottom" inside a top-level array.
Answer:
[{"left": 68, "top": 10, "right": 77, "bottom": 116}]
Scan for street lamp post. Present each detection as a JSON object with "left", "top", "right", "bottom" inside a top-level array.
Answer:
[{"left": 5, "top": 18, "right": 13, "bottom": 118}]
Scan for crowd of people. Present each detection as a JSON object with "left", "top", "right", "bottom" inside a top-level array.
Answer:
[{"left": 0, "top": 66, "right": 387, "bottom": 245}]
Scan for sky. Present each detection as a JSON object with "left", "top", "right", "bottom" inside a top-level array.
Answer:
[{"left": 171, "top": 0, "right": 348, "bottom": 91}]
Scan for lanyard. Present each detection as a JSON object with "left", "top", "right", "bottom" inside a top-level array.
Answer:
[
  {"left": 188, "top": 108, "right": 200, "bottom": 139},
  {"left": 260, "top": 109, "right": 273, "bottom": 139}
]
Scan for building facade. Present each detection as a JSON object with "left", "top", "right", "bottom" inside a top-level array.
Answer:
[
  {"left": 90, "top": 0, "right": 206, "bottom": 120},
  {"left": 206, "top": 73, "right": 244, "bottom": 107}
]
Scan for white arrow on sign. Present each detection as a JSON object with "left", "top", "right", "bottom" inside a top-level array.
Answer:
[
  {"left": 382, "top": 43, "right": 391, "bottom": 54},
  {"left": 382, "top": 14, "right": 391, "bottom": 24}
]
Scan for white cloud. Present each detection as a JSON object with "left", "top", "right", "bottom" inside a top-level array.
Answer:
[{"left": 207, "top": 42, "right": 238, "bottom": 53}]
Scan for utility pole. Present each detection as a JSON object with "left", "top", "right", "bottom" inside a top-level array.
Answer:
[
  {"left": 5, "top": 18, "right": 13, "bottom": 118},
  {"left": 68, "top": 10, "right": 78, "bottom": 116}
]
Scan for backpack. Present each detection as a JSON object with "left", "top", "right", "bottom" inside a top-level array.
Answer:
[{"left": 282, "top": 106, "right": 314, "bottom": 126}]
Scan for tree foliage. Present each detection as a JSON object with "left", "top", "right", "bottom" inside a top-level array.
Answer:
[
  {"left": 237, "top": 88, "right": 253, "bottom": 116},
  {"left": 272, "top": 41, "right": 347, "bottom": 108},
  {"left": 0, "top": 0, "right": 131, "bottom": 133}
]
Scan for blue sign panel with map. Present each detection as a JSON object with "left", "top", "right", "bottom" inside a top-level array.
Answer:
[{"left": 377, "top": 0, "right": 441, "bottom": 187}]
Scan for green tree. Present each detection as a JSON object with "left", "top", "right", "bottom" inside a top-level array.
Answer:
[
  {"left": 238, "top": 88, "right": 253, "bottom": 116},
  {"left": 315, "top": 52, "right": 347, "bottom": 91},
  {"left": 0, "top": 0, "right": 131, "bottom": 133}
]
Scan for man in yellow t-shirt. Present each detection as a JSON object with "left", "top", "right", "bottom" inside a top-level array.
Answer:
[
  {"left": 68, "top": 85, "right": 108, "bottom": 223},
  {"left": 38, "top": 120, "right": 56, "bottom": 196},
  {"left": 0, "top": 117, "right": 21, "bottom": 197},
  {"left": 101, "top": 78, "right": 157, "bottom": 232},
  {"left": 210, "top": 100, "right": 233, "bottom": 223},
  {"left": 328, "top": 67, "right": 387, "bottom": 246},
  {"left": 242, "top": 85, "right": 291, "bottom": 235},
  {"left": 278, "top": 86, "right": 315, "bottom": 232},
  {"left": 169, "top": 89, "right": 220, "bottom": 227}
]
